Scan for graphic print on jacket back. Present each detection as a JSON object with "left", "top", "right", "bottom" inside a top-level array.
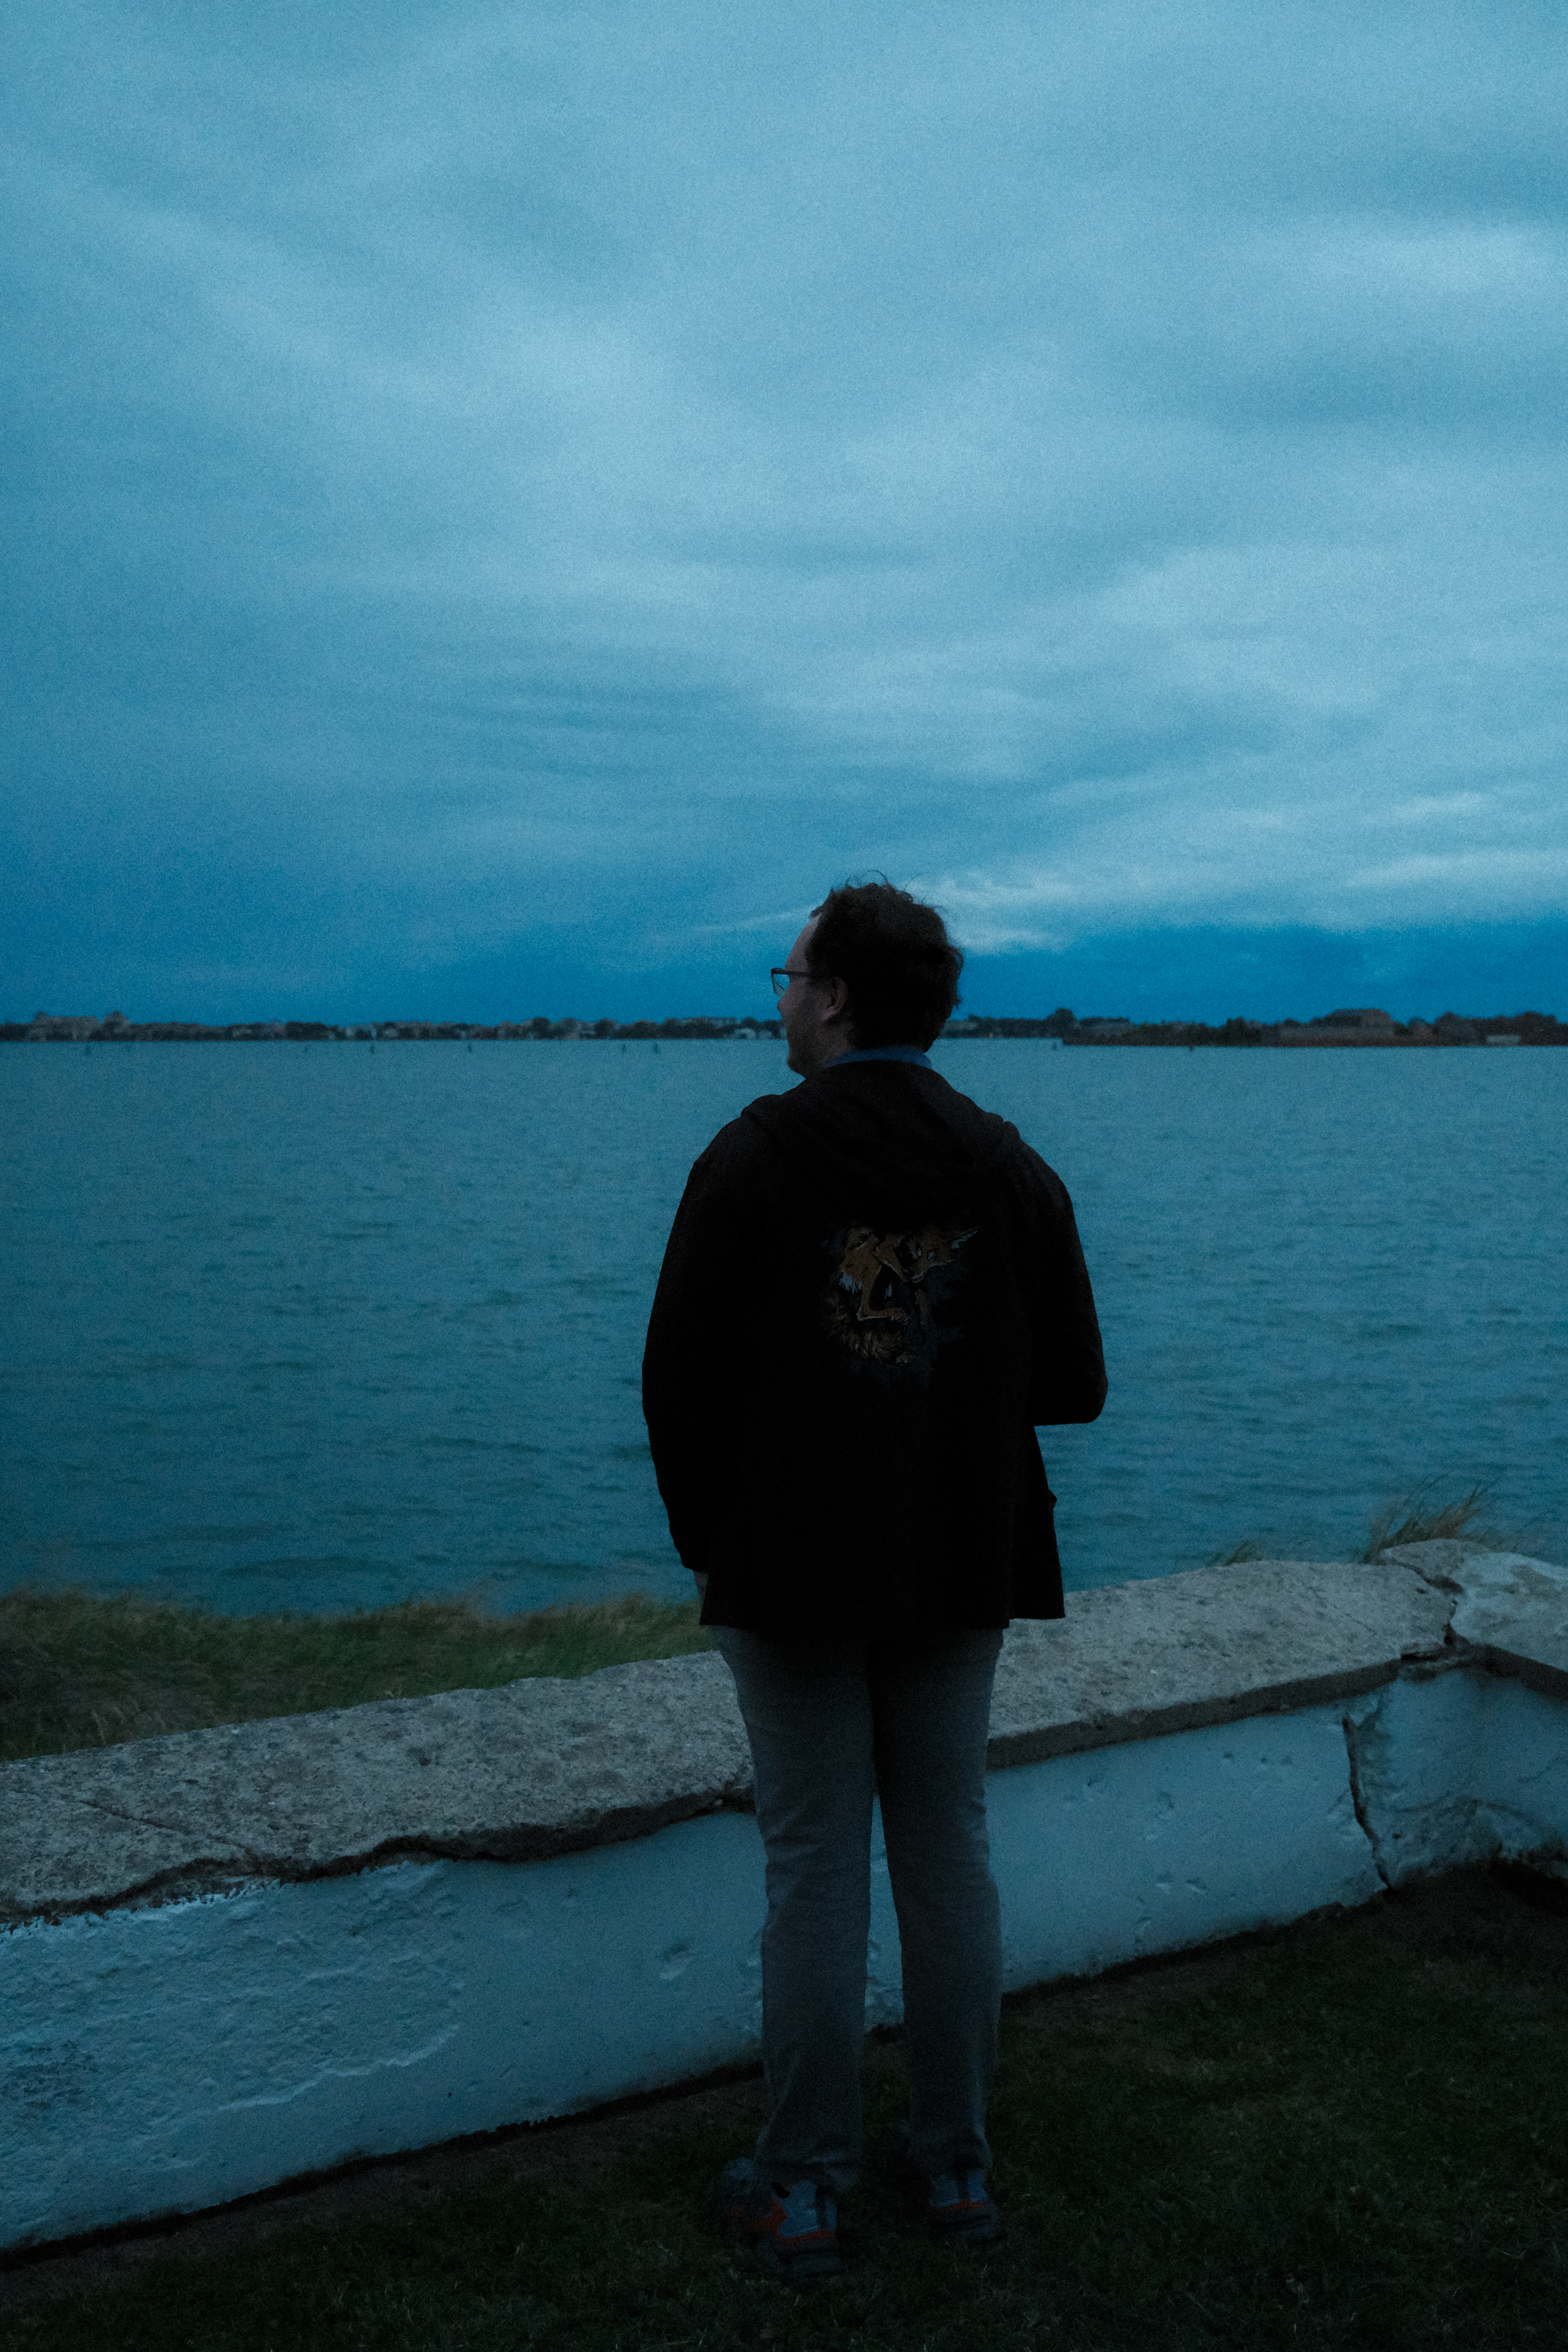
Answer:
[{"left": 823, "top": 1222, "right": 977, "bottom": 1367}]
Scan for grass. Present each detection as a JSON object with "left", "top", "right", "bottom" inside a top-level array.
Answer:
[
  {"left": 4, "top": 1869, "right": 1565, "bottom": 2349},
  {"left": 0, "top": 1589, "right": 712, "bottom": 1764},
  {"left": 1360, "top": 1481, "right": 1503, "bottom": 1562},
  {"left": 1202, "top": 1483, "right": 1527, "bottom": 1575},
  {"left": 1204, "top": 1540, "right": 1268, "bottom": 1566},
  {"left": 3, "top": 1481, "right": 1537, "bottom": 1764}
]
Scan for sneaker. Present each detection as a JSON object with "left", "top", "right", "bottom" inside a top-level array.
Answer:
[
  {"left": 712, "top": 2157, "right": 843, "bottom": 2277},
  {"left": 902, "top": 2160, "right": 1004, "bottom": 2245}
]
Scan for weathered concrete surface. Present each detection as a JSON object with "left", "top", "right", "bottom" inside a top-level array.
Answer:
[
  {"left": 991, "top": 1700, "right": 1383, "bottom": 1987},
  {"left": 987, "top": 1554, "right": 1453, "bottom": 1766},
  {"left": 0, "top": 1701, "right": 1392, "bottom": 2252},
  {"left": 2, "top": 1824, "right": 774, "bottom": 2251},
  {"left": 5, "top": 1547, "right": 1561, "bottom": 1930},
  {"left": 5, "top": 1545, "right": 1568, "bottom": 2250},
  {"left": 0, "top": 1656, "right": 752, "bottom": 1928},
  {"left": 1348, "top": 1671, "right": 1568, "bottom": 1885},
  {"left": 1413, "top": 1546, "right": 1568, "bottom": 1695}
]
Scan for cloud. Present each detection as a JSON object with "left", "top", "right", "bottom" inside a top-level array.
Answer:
[{"left": 2, "top": 1, "right": 1565, "bottom": 1015}]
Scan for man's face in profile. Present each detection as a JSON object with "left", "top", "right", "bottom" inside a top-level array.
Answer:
[{"left": 778, "top": 917, "right": 845, "bottom": 1076}]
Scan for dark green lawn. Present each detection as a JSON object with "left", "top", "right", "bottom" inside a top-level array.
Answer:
[
  {"left": 6, "top": 1870, "right": 1565, "bottom": 2350},
  {"left": 0, "top": 1589, "right": 713, "bottom": 1761}
]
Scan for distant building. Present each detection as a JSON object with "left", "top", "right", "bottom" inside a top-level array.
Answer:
[
  {"left": 27, "top": 1012, "right": 101, "bottom": 1040},
  {"left": 1315, "top": 1008, "right": 1395, "bottom": 1032},
  {"left": 1279, "top": 1007, "right": 1399, "bottom": 1045}
]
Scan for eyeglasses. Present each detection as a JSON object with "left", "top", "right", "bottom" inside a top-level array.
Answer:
[{"left": 770, "top": 966, "right": 817, "bottom": 997}]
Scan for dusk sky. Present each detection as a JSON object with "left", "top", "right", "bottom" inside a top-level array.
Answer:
[{"left": 5, "top": 2, "right": 1565, "bottom": 1024}]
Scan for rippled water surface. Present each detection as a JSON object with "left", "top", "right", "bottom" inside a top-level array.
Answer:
[{"left": 4, "top": 1040, "right": 1564, "bottom": 1612}]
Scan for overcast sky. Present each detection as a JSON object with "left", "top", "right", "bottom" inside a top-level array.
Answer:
[{"left": 4, "top": 1, "right": 1565, "bottom": 1022}]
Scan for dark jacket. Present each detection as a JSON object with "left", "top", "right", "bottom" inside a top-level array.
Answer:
[{"left": 642, "top": 1058, "right": 1106, "bottom": 1639}]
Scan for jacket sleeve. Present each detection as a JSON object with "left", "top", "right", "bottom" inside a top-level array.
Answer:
[
  {"left": 641, "top": 1138, "right": 743, "bottom": 1575},
  {"left": 1015, "top": 1143, "right": 1108, "bottom": 1427}
]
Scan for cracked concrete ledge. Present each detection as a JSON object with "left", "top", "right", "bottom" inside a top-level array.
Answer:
[
  {"left": 0, "top": 1656, "right": 755, "bottom": 1928},
  {"left": 3, "top": 1544, "right": 1562, "bottom": 1931},
  {"left": 1417, "top": 1543, "right": 1568, "bottom": 1698},
  {"left": 5, "top": 1543, "right": 1567, "bottom": 2252}
]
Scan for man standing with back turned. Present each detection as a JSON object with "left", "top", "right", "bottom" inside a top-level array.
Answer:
[{"left": 643, "top": 881, "right": 1106, "bottom": 2277}]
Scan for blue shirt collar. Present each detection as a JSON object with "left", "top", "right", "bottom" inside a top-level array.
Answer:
[{"left": 827, "top": 1044, "right": 933, "bottom": 1070}]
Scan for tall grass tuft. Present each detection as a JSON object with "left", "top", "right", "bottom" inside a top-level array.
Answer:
[
  {"left": 1361, "top": 1480, "right": 1499, "bottom": 1562},
  {"left": 0, "top": 1588, "right": 712, "bottom": 1765},
  {"left": 1206, "top": 1481, "right": 1527, "bottom": 1573}
]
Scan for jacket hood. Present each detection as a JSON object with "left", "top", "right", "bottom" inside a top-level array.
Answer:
[{"left": 738, "top": 1061, "right": 1012, "bottom": 1229}]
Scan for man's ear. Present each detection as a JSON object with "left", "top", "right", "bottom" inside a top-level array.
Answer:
[{"left": 822, "top": 976, "right": 852, "bottom": 1026}]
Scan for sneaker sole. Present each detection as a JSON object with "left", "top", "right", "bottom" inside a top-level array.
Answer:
[
  {"left": 894, "top": 2158, "right": 1004, "bottom": 2246},
  {"left": 712, "top": 2176, "right": 844, "bottom": 2278}
]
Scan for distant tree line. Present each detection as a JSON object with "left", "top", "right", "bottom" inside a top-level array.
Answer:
[
  {"left": 7, "top": 1005, "right": 1564, "bottom": 1045},
  {"left": 939, "top": 1006, "right": 1566, "bottom": 1046},
  {"left": 5, "top": 1012, "right": 787, "bottom": 1043}
]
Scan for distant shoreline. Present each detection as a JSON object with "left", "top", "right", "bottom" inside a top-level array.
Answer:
[{"left": 8, "top": 1006, "right": 1565, "bottom": 1046}]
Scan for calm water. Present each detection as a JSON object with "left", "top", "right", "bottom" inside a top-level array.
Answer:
[{"left": 4, "top": 1042, "right": 1564, "bottom": 1614}]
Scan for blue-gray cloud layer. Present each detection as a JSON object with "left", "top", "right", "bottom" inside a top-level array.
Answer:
[{"left": 4, "top": 1, "right": 1565, "bottom": 1017}]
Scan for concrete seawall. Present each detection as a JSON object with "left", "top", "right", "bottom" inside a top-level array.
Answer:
[{"left": 4, "top": 1542, "right": 1565, "bottom": 2251}]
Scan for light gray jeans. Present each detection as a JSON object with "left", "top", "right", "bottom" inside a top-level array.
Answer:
[{"left": 715, "top": 1626, "right": 1004, "bottom": 2196}]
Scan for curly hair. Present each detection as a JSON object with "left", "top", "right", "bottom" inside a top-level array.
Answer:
[{"left": 806, "top": 880, "right": 963, "bottom": 1050}]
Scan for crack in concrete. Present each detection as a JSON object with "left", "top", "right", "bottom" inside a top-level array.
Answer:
[
  {"left": 74, "top": 1795, "right": 191, "bottom": 1836},
  {"left": 1341, "top": 1698, "right": 1393, "bottom": 1890},
  {"left": 3, "top": 1795, "right": 766, "bottom": 1929}
]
